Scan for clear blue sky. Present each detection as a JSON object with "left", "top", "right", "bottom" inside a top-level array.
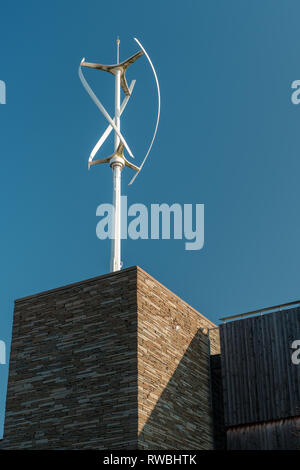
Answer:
[{"left": 1, "top": 0, "right": 300, "bottom": 437}]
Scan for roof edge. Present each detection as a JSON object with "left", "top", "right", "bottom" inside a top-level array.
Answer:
[{"left": 15, "top": 266, "right": 138, "bottom": 304}]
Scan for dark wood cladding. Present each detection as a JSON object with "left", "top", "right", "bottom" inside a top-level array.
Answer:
[
  {"left": 227, "top": 417, "right": 300, "bottom": 450},
  {"left": 220, "top": 308, "right": 300, "bottom": 428}
]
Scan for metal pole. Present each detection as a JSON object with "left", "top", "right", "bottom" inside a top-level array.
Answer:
[
  {"left": 114, "top": 68, "right": 121, "bottom": 151},
  {"left": 110, "top": 39, "right": 124, "bottom": 272}
]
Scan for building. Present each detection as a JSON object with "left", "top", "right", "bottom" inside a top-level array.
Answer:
[
  {"left": 218, "top": 305, "right": 300, "bottom": 450},
  {"left": 0, "top": 266, "right": 219, "bottom": 449},
  {"left": 1, "top": 265, "right": 299, "bottom": 450}
]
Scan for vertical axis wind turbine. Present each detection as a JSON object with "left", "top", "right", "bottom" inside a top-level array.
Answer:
[{"left": 79, "top": 38, "right": 160, "bottom": 272}]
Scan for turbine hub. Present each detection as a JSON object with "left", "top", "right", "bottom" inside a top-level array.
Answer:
[{"left": 110, "top": 155, "right": 125, "bottom": 169}]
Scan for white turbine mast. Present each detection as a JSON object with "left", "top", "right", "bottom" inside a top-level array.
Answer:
[{"left": 79, "top": 37, "right": 160, "bottom": 272}]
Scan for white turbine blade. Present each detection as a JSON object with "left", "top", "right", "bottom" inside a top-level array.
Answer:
[
  {"left": 128, "top": 38, "right": 161, "bottom": 185},
  {"left": 89, "top": 80, "right": 136, "bottom": 164},
  {"left": 78, "top": 63, "right": 135, "bottom": 158},
  {"left": 79, "top": 63, "right": 134, "bottom": 158}
]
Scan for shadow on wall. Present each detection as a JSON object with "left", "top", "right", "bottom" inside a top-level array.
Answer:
[
  {"left": 210, "top": 354, "right": 226, "bottom": 450},
  {"left": 138, "top": 329, "right": 215, "bottom": 450}
]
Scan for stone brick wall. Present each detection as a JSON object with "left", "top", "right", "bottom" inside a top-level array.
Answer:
[
  {"left": 1, "top": 268, "right": 138, "bottom": 449},
  {"left": 0, "top": 266, "right": 219, "bottom": 449},
  {"left": 136, "top": 267, "right": 217, "bottom": 449}
]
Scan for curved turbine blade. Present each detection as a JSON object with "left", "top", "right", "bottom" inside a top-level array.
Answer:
[
  {"left": 89, "top": 80, "right": 136, "bottom": 165},
  {"left": 78, "top": 62, "right": 134, "bottom": 159},
  {"left": 129, "top": 38, "right": 161, "bottom": 185}
]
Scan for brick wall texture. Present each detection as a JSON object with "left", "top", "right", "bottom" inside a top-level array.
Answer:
[{"left": 0, "top": 266, "right": 219, "bottom": 449}]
